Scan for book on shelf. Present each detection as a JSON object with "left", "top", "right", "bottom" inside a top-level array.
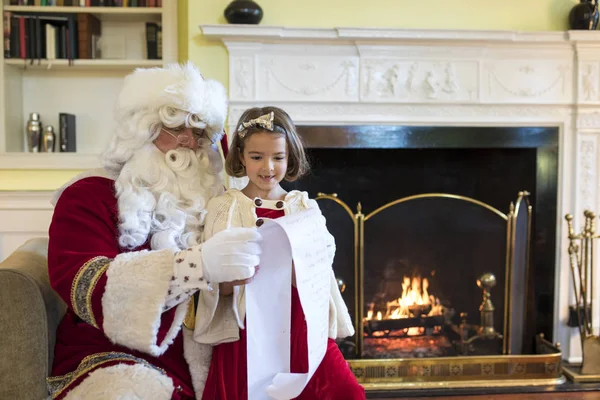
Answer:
[
  {"left": 76, "top": 13, "right": 100, "bottom": 59},
  {"left": 8, "top": 0, "right": 162, "bottom": 7},
  {"left": 3, "top": 11, "right": 10, "bottom": 57},
  {"left": 145, "top": 20, "right": 160, "bottom": 60},
  {"left": 59, "top": 112, "right": 76, "bottom": 152}
]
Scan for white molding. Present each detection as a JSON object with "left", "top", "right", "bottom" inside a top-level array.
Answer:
[
  {"left": 0, "top": 153, "right": 102, "bottom": 170},
  {"left": 201, "top": 25, "right": 574, "bottom": 43},
  {"left": 0, "top": 191, "right": 53, "bottom": 210}
]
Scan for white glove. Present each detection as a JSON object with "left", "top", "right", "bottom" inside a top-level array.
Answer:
[
  {"left": 165, "top": 228, "right": 261, "bottom": 311},
  {"left": 201, "top": 227, "right": 261, "bottom": 284}
]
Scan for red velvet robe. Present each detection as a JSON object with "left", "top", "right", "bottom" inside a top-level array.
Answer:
[
  {"left": 47, "top": 176, "right": 195, "bottom": 399},
  {"left": 201, "top": 208, "right": 365, "bottom": 400}
]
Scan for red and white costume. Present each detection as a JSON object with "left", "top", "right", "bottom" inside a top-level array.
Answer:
[
  {"left": 195, "top": 189, "right": 365, "bottom": 399},
  {"left": 46, "top": 63, "right": 258, "bottom": 399},
  {"left": 48, "top": 175, "right": 197, "bottom": 399}
]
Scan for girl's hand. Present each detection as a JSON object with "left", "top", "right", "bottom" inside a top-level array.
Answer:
[{"left": 220, "top": 266, "right": 259, "bottom": 295}]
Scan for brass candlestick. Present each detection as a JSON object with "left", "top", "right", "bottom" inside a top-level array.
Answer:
[{"left": 477, "top": 273, "right": 501, "bottom": 338}]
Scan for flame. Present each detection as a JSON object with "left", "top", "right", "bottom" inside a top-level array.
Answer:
[{"left": 365, "top": 274, "right": 443, "bottom": 335}]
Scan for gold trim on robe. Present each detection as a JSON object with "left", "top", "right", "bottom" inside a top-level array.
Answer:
[{"left": 70, "top": 256, "right": 112, "bottom": 329}]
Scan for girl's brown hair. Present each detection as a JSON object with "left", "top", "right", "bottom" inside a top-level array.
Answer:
[{"left": 225, "top": 106, "right": 310, "bottom": 182}]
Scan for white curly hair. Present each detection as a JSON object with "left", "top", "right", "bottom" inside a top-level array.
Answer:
[{"left": 101, "top": 62, "right": 228, "bottom": 251}]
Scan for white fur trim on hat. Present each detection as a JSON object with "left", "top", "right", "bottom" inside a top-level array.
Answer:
[{"left": 117, "top": 62, "right": 228, "bottom": 135}]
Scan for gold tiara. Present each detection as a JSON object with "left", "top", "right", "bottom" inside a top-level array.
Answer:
[{"left": 237, "top": 111, "right": 274, "bottom": 138}]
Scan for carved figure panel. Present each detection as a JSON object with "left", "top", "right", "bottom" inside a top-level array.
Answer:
[
  {"left": 579, "top": 61, "right": 600, "bottom": 103},
  {"left": 359, "top": 60, "right": 478, "bottom": 102},
  {"left": 230, "top": 56, "right": 255, "bottom": 100}
]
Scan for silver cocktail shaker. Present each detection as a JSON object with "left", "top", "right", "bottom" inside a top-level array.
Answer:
[
  {"left": 41, "top": 125, "right": 56, "bottom": 152},
  {"left": 26, "top": 112, "right": 42, "bottom": 153}
]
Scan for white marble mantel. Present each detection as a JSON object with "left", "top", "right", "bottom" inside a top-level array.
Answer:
[{"left": 201, "top": 24, "right": 600, "bottom": 363}]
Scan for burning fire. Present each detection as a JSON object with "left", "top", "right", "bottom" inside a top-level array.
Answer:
[{"left": 366, "top": 275, "right": 444, "bottom": 336}]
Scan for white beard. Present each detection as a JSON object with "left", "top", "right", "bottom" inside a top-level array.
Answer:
[{"left": 114, "top": 144, "right": 223, "bottom": 251}]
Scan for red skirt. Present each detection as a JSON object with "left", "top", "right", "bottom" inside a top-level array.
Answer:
[{"left": 202, "top": 287, "right": 365, "bottom": 400}]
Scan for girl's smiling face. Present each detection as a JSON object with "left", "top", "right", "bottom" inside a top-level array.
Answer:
[{"left": 240, "top": 131, "right": 288, "bottom": 198}]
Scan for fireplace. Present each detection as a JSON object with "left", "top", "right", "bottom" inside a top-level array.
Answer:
[
  {"left": 202, "top": 24, "right": 600, "bottom": 390},
  {"left": 284, "top": 124, "right": 558, "bottom": 360}
]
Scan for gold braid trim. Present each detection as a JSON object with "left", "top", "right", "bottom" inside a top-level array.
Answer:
[
  {"left": 183, "top": 292, "right": 198, "bottom": 330},
  {"left": 46, "top": 352, "right": 167, "bottom": 399},
  {"left": 70, "top": 256, "right": 111, "bottom": 329}
]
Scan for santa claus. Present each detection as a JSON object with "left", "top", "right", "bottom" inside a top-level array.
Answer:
[{"left": 46, "top": 62, "right": 258, "bottom": 399}]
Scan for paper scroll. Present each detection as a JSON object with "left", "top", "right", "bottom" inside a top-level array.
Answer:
[{"left": 245, "top": 207, "right": 331, "bottom": 400}]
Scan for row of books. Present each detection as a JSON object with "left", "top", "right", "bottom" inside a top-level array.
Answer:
[
  {"left": 4, "top": 12, "right": 99, "bottom": 59},
  {"left": 9, "top": 0, "right": 162, "bottom": 7},
  {"left": 3, "top": 11, "right": 161, "bottom": 60}
]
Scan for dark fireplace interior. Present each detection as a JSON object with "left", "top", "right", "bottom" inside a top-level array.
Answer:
[{"left": 283, "top": 125, "right": 559, "bottom": 359}]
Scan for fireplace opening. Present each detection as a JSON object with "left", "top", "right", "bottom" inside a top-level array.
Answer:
[{"left": 283, "top": 125, "right": 558, "bottom": 360}]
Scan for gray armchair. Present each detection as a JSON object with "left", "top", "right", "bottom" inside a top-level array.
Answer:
[{"left": 0, "top": 238, "right": 66, "bottom": 400}]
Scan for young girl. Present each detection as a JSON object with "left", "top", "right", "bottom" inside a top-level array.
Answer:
[{"left": 195, "top": 106, "right": 365, "bottom": 399}]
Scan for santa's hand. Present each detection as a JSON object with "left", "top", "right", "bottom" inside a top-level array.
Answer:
[
  {"left": 165, "top": 228, "right": 260, "bottom": 310},
  {"left": 201, "top": 227, "right": 261, "bottom": 284}
]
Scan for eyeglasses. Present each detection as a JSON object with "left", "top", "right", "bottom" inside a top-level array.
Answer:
[{"left": 161, "top": 126, "right": 214, "bottom": 147}]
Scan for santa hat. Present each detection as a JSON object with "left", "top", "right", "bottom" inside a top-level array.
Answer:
[{"left": 116, "top": 62, "right": 228, "bottom": 147}]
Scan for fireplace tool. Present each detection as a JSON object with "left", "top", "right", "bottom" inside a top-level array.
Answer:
[{"left": 565, "top": 211, "right": 600, "bottom": 376}]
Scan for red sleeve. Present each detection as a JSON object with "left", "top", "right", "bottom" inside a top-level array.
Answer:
[
  {"left": 48, "top": 177, "right": 120, "bottom": 329},
  {"left": 48, "top": 177, "right": 186, "bottom": 355}
]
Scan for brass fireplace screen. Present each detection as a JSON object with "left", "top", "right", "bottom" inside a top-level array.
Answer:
[{"left": 315, "top": 191, "right": 562, "bottom": 388}]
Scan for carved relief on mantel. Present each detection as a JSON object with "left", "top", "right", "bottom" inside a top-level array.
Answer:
[
  {"left": 255, "top": 56, "right": 359, "bottom": 101},
  {"left": 578, "top": 61, "right": 600, "bottom": 103},
  {"left": 577, "top": 111, "right": 600, "bottom": 129},
  {"left": 230, "top": 56, "right": 254, "bottom": 100},
  {"left": 578, "top": 135, "right": 598, "bottom": 213},
  {"left": 359, "top": 59, "right": 477, "bottom": 102},
  {"left": 483, "top": 61, "right": 572, "bottom": 103}
]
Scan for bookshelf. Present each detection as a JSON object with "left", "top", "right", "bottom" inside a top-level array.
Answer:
[{"left": 0, "top": 0, "right": 178, "bottom": 169}]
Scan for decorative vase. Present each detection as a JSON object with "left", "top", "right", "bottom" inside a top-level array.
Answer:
[
  {"left": 41, "top": 125, "right": 56, "bottom": 152},
  {"left": 26, "top": 112, "right": 42, "bottom": 153},
  {"left": 569, "top": 0, "right": 599, "bottom": 30},
  {"left": 224, "top": 0, "right": 263, "bottom": 25}
]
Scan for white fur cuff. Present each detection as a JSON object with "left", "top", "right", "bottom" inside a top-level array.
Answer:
[
  {"left": 62, "top": 363, "right": 174, "bottom": 400},
  {"left": 102, "top": 249, "right": 188, "bottom": 356},
  {"left": 183, "top": 327, "right": 213, "bottom": 399}
]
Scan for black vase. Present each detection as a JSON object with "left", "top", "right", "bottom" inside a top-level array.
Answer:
[
  {"left": 569, "top": 0, "right": 599, "bottom": 30},
  {"left": 224, "top": 0, "right": 263, "bottom": 25}
]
